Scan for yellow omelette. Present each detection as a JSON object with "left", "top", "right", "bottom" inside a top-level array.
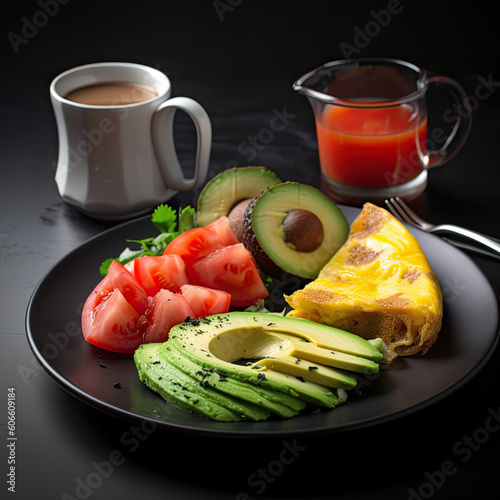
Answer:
[{"left": 286, "top": 203, "right": 443, "bottom": 358}]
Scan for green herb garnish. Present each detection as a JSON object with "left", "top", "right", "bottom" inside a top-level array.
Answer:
[{"left": 99, "top": 204, "right": 196, "bottom": 275}]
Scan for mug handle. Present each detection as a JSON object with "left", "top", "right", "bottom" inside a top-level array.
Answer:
[
  {"left": 425, "top": 76, "right": 472, "bottom": 168},
  {"left": 152, "top": 97, "right": 211, "bottom": 191}
]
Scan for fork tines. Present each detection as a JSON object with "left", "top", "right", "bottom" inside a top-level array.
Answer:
[{"left": 384, "top": 197, "right": 419, "bottom": 227}]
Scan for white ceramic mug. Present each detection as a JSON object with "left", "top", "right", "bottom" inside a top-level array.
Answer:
[{"left": 50, "top": 62, "right": 211, "bottom": 219}]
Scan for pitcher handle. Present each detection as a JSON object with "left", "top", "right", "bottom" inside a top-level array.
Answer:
[
  {"left": 425, "top": 76, "right": 472, "bottom": 168},
  {"left": 152, "top": 97, "right": 211, "bottom": 191}
]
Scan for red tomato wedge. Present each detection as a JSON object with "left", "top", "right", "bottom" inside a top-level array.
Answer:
[
  {"left": 187, "top": 243, "right": 269, "bottom": 307},
  {"left": 82, "top": 276, "right": 149, "bottom": 353},
  {"left": 143, "top": 289, "right": 195, "bottom": 344},
  {"left": 107, "top": 260, "right": 148, "bottom": 315},
  {"left": 133, "top": 254, "right": 192, "bottom": 296},
  {"left": 210, "top": 216, "right": 240, "bottom": 246},
  {"left": 81, "top": 216, "right": 269, "bottom": 352},
  {"left": 163, "top": 224, "right": 225, "bottom": 261},
  {"left": 83, "top": 274, "right": 114, "bottom": 311},
  {"left": 180, "top": 284, "right": 231, "bottom": 317}
]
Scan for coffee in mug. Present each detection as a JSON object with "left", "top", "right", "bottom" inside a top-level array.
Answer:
[{"left": 64, "top": 82, "right": 158, "bottom": 106}]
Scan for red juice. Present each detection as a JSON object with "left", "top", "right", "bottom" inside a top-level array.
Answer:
[{"left": 316, "top": 104, "right": 427, "bottom": 188}]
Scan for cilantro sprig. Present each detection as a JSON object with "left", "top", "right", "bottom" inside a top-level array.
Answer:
[{"left": 99, "top": 204, "right": 196, "bottom": 275}]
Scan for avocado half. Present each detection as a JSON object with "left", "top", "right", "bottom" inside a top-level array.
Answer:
[
  {"left": 196, "top": 166, "right": 281, "bottom": 227},
  {"left": 243, "top": 182, "right": 349, "bottom": 280}
]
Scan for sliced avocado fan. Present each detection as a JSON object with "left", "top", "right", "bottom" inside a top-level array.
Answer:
[
  {"left": 135, "top": 312, "right": 385, "bottom": 422},
  {"left": 135, "top": 343, "right": 271, "bottom": 421}
]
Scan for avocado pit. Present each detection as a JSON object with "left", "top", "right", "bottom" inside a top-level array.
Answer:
[
  {"left": 282, "top": 209, "right": 324, "bottom": 252},
  {"left": 242, "top": 182, "right": 349, "bottom": 280},
  {"left": 227, "top": 198, "right": 251, "bottom": 242}
]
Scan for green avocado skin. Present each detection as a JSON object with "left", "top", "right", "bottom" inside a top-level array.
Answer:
[
  {"left": 135, "top": 343, "right": 271, "bottom": 421},
  {"left": 196, "top": 166, "right": 281, "bottom": 227},
  {"left": 161, "top": 346, "right": 307, "bottom": 417},
  {"left": 242, "top": 182, "right": 350, "bottom": 280},
  {"left": 134, "top": 343, "right": 304, "bottom": 421}
]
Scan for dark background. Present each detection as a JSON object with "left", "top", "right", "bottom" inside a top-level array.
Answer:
[
  {"left": 1, "top": 1, "right": 500, "bottom": 499},
  {"left": 3, "top": 0, "right": 500, "bottom": 228}
]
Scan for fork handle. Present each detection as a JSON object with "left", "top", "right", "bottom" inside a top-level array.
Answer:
[{"left": 431, "top": 224, "right": 500, "bottom": 257}]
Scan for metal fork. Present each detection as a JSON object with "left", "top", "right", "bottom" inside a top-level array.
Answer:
[{"left": 385, "top": 197, "right": 500, "bottom": 260}]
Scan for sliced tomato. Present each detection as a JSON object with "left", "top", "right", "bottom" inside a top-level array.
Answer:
[
  {"left": 143, "top": 289, "right": 195, "bottom": 344},
  {"left": 124, "top": 260, "right": 135, "bottom": 274},
  {"left": 180, "top": 284, "right": 231, "bottom": 317},
  {"left": 163, "top": 224, "right": 225, "bottom": 261},
  {"left": 107, "top": 260, "right": 148, "bottom": 315},
  {"left": 82, "top": 215, "right": 259, "bottom": 352},
  {"left": 82, "top": 276, "right": 149, "bottom": 353},
  {"left": 210, "top": 216, "right": 240, "bottom": 246},
  {"left": 187, "top": 243, "right": 268, "bottom": 307},
  {"left": 133, "top": 255, "right": 192, "bottom": 296},
  {"left": 83, "top": 274, "right": 114, "bottom": 312}
]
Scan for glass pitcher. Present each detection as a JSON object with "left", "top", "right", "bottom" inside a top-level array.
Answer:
[{"left": 294, "top": 58, "right": 471, "bottom": 205}]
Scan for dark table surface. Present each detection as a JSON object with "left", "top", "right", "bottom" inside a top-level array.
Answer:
[{"left": 2, "top": 1, "right": 500, "bottom": 499}]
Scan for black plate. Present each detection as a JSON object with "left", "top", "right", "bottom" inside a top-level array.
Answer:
[{"left": 25, "top": 206, "right": 499, "bottom": 438}]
